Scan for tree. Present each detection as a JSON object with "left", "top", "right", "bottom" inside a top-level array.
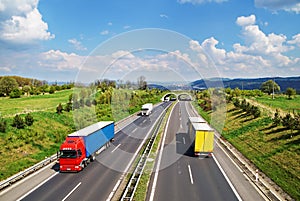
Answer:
[
  {"left": 282, "top": 113, "right": 297, "bottom": 135},
  {"left": 272, "top": 109, "right": 281, "bottom": 126},
  {"left": 22, "top": 85, "right": 31, "bottom": 96},
  {"left": 0, "top": 76, "right": 18, "bottom": 96},
  {"left": 12, "top": 115, "right": 25, "bottom": 129},
  {"left": 137, "top": 76, "right": 147, "bottom": 90},
  {"left": 56, "top": 103, "right": 63, "bottom": 114},
  {"left": 49, "top": 86, "right": 56, "bottom": 94},
  {"left": 286, "top": 88, "right": 296, "bottom": 99},
  {"left": 9, "top": 88, "right": 22, "bottom": 98},
  {"left": 260, "top": 80, "right": 280, "bottom": 95}
]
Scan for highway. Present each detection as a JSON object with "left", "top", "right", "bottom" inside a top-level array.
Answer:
[
  {"left": 147, "top": 101, "right": 265, "bottom": 201},
  {"left": 0, "top": 102, "right": 171, "bottom": 201},
  {"left": 0, "top": 100, "right": 266, "bottom": 201}
]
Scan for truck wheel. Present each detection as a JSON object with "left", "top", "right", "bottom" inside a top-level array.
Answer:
[{"left": 91, "top": 155, "right": 95, "bottom": 162}]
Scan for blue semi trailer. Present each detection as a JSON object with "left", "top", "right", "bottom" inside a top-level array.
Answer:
[{"left": 59, "top": 121, "right": 114, "bottom": 172}]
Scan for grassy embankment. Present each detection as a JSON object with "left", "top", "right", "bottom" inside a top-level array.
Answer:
[
  {"left": 0, "top": 88, "right": 166, "bottom": 181},
  {"left": 194, "top": 94, "right": 300, "bottom": 200}
]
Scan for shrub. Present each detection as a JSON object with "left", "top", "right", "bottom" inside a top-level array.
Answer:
[
  {"left": 25, "top": 113, "right": 34, "bottom": 126},
  {"left": 56, "top": 103, "right": 63, "bottom": 114},
  {"left": 9, "top": 88, "right": 22, "bottom": 98},
  {"left": 272, "top": 109, "right": 281, "bottom": 126},
  {"left": 0, "top": 118, "right": 7, "bottom": 132},
  {"left": 12, "top": 115, "right": 25, "bottom": 129},
  {"left": 64, "top": 102, "right": 72, "bottom": 112},
  {"left": 282, "top": 113, "right": 297, "bottom": 134}
]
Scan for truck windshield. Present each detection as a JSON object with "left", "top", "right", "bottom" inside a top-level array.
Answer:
[{"left": 59, "top": 150, "right": 77, "bottom": 158}]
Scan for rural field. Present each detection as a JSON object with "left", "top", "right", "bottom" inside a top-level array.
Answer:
[{"left": 0, "top": 90, "right": 73, "bottom": 117}]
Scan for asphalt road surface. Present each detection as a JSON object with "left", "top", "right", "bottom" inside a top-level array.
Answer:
[{"left": 147, "top": 101, "right": 263, "bottom": 201}]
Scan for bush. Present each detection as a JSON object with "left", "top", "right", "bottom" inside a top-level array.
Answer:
[
  {"left": 25, "top": 113, "right": 34, "bottom": 126},
  {"left": 9, "top": 88, "right": 21, "bottom": 98},
  {"left": 272, "top": 109, "right": 281, "bottom": 126},
  {"left": 12, "top": 115, "right": 25, "bottom": 129},
  {"left": 64, "top": 102, "right": 72, "bottom": 112},
  {"left": 233, "top": 98, "right": 240, "bottom": 108},
  {"left": 56, "top": 103, "right": 63, "bottom": 114},
  {"left": 0, "top": 118, "right": 7, "bottom": 132},
  {"left": 49, "top": 86, "right": 56, "bottom": 94},
  {"left": 282, "top": 113, "right": 297, "bottom": 134}
]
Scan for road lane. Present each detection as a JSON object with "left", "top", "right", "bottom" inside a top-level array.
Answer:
[{"left": 149, "top": 101, "right": 239, "bottom": 201}]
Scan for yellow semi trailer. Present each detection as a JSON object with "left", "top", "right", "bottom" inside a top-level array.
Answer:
[{"left": 188, "top": 117, "right": 214, "bottom": 157}]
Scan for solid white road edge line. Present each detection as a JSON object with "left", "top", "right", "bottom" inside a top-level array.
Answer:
[
  {"left": 0, "top": 161, "right": 56, "bottom": 196},
  {"left": 149, "top": 102, "right": 177, "bottom": 201},
  {"left": 111, "top": 144, "right": 121, "bottom": 153},
  {"left": 215, "top": 140, "right": 243, "bottom": 173},
  {"left": 187, "top": 165, "right": 194, "bottom": 184},
  {"left": 212, "top": 154, "right": 243, "bottom": 201},
  {"left": 16, "top": 171, "right": 59, "bottom": 201},
  {"left": 62, "top": 182, "right": 81, "bottom": 201}
]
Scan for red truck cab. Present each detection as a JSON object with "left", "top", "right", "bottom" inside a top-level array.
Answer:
[{"left": 59, "top": 137, "right": 86, "bottom": 172}]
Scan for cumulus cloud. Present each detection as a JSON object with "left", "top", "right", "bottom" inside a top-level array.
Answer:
[
  {"left": 39, "top": 50, "right": 85, "bottom": 71},
  {"left": 254, "top": 0, "right": 300, "bottom": 13},
  {"left": 177, "top": 0, "right": 227, "bottom": 4},
  {"left": 0, "top": 0, "right": 54, "bottom": 44},
  {"left": 236, "top": 14, "right": 256, "bottom": 26},
  {"left": 188, "top": 14, "right": 300, "bottom": 78},
  {"left": 68, "top": 38, "right": 87, "bottom": 51},
  {"left": 288, "top": 34, "right": 300, "bottom": 47}
]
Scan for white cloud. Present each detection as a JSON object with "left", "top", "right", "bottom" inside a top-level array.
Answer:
[
  {"left": 108, "top": 22, "right": 112, "bottom": 26},
  {"left": 0, "top": 0, "right": 54, "bottom": 44},
  {"left": 187, "top": 14, "right": 300, "bottom": 78},
  {"left": 254, "top": 0, "right": 300, "bottom": 13},
  {"left": 68, "top": 38, "right": 87, "bottom": 51},
  {"left": 39, "top": 50, "right": 85, "bottom": 71},
  {"left": 160, "top": 14, "right": 168, "bottom": 18},
  {"left": 177, "top": 0, "right": 228, "bottom": 4},
  {"left": 236, "top": 15, "right": 256, "bottom": 27},
  {"left": 288, "top": 33, "right": 300, "bottom": 47},
  {"left": 201, "top": 37, "right": 226, "bottom": 64},
  {"left": 0, "top": 66, "right": 11, "bottom": 72},
  {"left": 100, "top": 30, "right": 109, "bottom": 35}
]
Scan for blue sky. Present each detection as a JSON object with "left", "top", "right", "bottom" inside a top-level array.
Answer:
[{"left": 0, "top": 0, "right": 300, "bottom": 83}]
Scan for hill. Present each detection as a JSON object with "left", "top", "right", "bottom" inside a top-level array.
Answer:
[{"left": 191, "top": 76, "right": 300, "bottom": 92}]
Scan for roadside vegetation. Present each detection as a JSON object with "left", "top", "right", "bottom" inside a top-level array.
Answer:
[
  {"left": 192, "top": 80, "right": 300, "bottom": 200},
  {"left": 0, "top": 76, "right": 167, "bottom": 181}
]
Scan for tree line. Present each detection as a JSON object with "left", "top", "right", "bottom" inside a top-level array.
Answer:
[{"left": 0, "top": 76, "right": 74, "bottom": 98}]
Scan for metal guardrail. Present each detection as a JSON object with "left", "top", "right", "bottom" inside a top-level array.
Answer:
[
  {"left": 0, "top": 113, "right": 139, "bottom": 191},
  {"left": 0, "top": 154, "right": 58, "bottom": 190}
]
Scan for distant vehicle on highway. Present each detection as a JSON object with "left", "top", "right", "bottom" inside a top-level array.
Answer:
[
  {"left": 188, "top": 117, "right": 214, "bottom": 157},
  {"left": 141, "top": 103, "right": 153, "bottom": 116},
  {"left": 59, "top": 121, "right": 114, "bottom": 172}
]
